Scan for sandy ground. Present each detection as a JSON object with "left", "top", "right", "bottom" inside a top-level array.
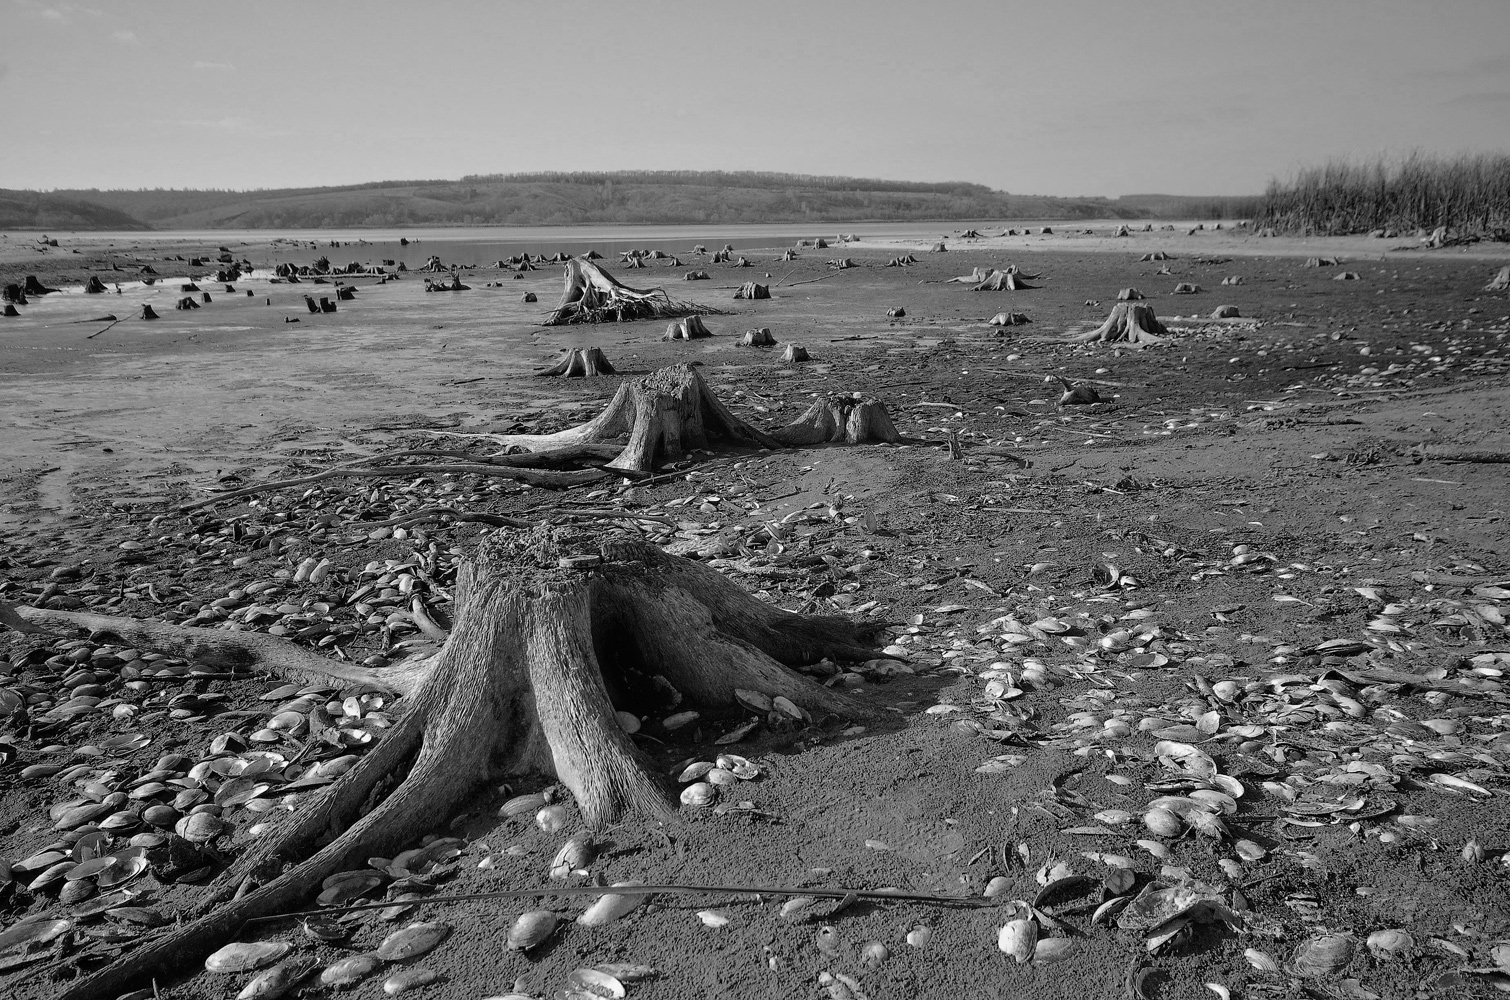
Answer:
[{"left": 2, "top": 227, "right": 1510, "bottom": 999}]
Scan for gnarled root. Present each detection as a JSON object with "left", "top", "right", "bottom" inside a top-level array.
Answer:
[
  {"left": 487, "top": 364, "right": 781, "bottom": 473},
  {"left": 536, "top": 346, "right": 617, "bottom": 377},
  {"left": 29, "top": 526, "right": 879, "bottom": 1000},
  {"left": 1076, "top": 302, "right": 1168, "bottom": 345}
]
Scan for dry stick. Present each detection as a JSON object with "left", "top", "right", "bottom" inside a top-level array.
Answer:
[
  {"left": 343, "top": 508, "right": 533, "bottom": 531},
  {"left": 179, "top": 464, "right": 604, "bottom": 512},
  {"left": 248, "top": 882, "right": 992, "bottom": 924},
  {"left": 86, "top": 319, "right": 121, "bottom": 340},
  {"left": 785, "top": 272, "right": 843, "bottom": 288}
]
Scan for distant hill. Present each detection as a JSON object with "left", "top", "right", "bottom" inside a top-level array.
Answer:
[
  {"left": 3, "top": 172, "right": 1261, "bottom": 231},
  {"left": 0, "top": 191, "right": 151, "bottom": 231}
]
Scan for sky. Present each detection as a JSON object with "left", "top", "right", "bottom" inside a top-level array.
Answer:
[{"left": 2, "top": 0, "right": 1508, "bottom": 197}]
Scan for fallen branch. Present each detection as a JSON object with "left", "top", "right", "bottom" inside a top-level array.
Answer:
[
  {"left": 1410, "top": 446, "right": 1510, "bottom": 464},
  {"left": 179, "top": 463, "right": 606, "bottom": 511},
  {"left": 249, "top": 881, "right": 992, "bottom": 924}
]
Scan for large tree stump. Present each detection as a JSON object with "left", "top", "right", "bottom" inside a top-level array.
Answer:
[
  {"left": 772, "top": 395, "right": 901, "bottom": 446},
  {"left": 489, "top": 363, "right": 780, "bottom": 473},
  {"left": 545, "top": 258, "right": 714, "bottom": 326},
  {"left": 781, "top": 344, "right": 810, "bottom": 363},
  {"left": 535, "top": 346, "right": 616, "bottom": 377},
  {"left": 1485, "top": 266, "right": 1510, "bottom": 291},
  {"left": 6, "top": 526, "right": 880, "bottom": 1000},
  {"left": 1077, "top": 302, "right": 1168, "bottom": 345}
]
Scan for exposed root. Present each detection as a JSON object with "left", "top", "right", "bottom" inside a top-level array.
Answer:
[
  {"left": 28, "top": 526, "right": 880, "bottom": 1000},
  {"left": 1076, "top": 302, "right": 1169, "bottom": 346},
  {"left": 545, "top": 258, "right": 717, "bottom": 325},
  {"left": 536, "top": 346, "right": 616, "bottom": 377},
  {"left": 486, "top": 364, "right": 781, "bottom": 474}
]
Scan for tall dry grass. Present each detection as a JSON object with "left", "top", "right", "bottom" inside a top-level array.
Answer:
[{"left": 1258, "top": 152, "right": 1510, "bottom": 235}]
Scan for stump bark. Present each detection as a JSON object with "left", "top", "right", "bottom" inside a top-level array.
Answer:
[
  {"left": 535, "top": 346, "right": 616, "bottom": 378},
  {"left": 489, "top": 364, "right": 780, "bottom": 473},
  {"left": 772, "top": 395, "right": 902, "bottom": 446},
  {"left": 1077, "top": 302, "right": 1168, "bottom": 345},
  {"left": 9, "top": 526, "right": 880, "bottom": 1000}
]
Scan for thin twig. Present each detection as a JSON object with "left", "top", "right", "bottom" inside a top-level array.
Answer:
[{"left": 246, "top": 882, "right": 991, "bottom": 924}]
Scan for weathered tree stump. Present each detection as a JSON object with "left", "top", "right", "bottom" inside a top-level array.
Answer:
[
  {"left": 781, "top": 344, "right": 809, "bottom": 363},
  {"left": 1077, "top": 302, "right": 1168, "bottom": 345},
  {"left": 684, "top": 271, "right": 709, "bottom": 281},
  {"left": 491, "top": 363, "right": 778, "bottom": 473},
  {"left": 1, "top": 283, "right": 26, "bottom": 304},
  {"left": 1210, "top": 305, "right": 1241, "bottom": 319},
  {"left": 84, "top": 276, "right": 108, "bottom": 293},
  {"left": 1172, "top": 282, "right": 1201, "bottom": 294},
  {"left": 536, "top": 346, "right": 616, "bottom": 378},
  {"left": 547, "top": 258, "right": 712, "bottom": 325},
  {"left": 971, "top": 268, "right": 1034, "bottom": 291},
  {"left": 521, "top": 291, "right": 538, "bottom": 303},
  {"left": 771, "top": 395, "right": 901, "bottom": 446},
  {"left": 887, "top": 307, "right": 906, "bottom": 318},
  {"left": 1139, "top": 251, "right": 1172, "bottom": 262},
  {"left": 2, "top": 303, "right": 18, "bottom": 317},
  {"left": 988, "top": 311, "right": 1030, "bottom": 327},
  {"left": 1117, "top": 288, "right": 1144, "bottom": 301},
  {"left": 1220, "top": 276, "right": 1243, "bottom": 286},
  {"left": 140, "top": 304, "right": 159, "bottom": 320},
  {"left": 22, "top": 275, "right": 58, "bottom": 296},
  {"left": 734, "top": 282, "right": 769, "bottom": 300},
  {"left": 737, "top": 327, "right": 777, "bottom": 347},
  {"left": 1051, "top": 376, "right": 1101, "bottom": 406},
  {"left": 6, "top": 525, "right": 880, "bottom": 1000},
  {"left": 663, "top": 315, "right": 713, "bottom": 341},
  {"left": 176, "top": 297, "right": 199, "bottom": 311},
  {"left": 1484, "top": 266, "right": 1510, "bottom": 291}
]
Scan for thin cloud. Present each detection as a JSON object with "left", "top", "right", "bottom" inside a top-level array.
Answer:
[
  {"left": 193, "top": 60, "right": 236, "bottom": 72},
  {"left": 112, "top": 28, "right": 138, "bottom": 44}
]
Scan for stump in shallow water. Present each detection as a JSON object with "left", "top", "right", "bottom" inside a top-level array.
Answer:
[
  {"left": 1077, "top": 302, "right": 1168, "bottom": 345},
  {"left": 5, "top": 525, "right": 881, "bottom": 1000},
  {"left": 535, "top": 346, "right": 616, "bottom": 378},
  {"left": 84, "top": 276, "right": 107, "bottom": 293}
]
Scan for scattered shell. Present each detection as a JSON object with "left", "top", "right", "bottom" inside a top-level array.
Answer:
[
  {"left": 320, "top": 953, "right": 383, "bottom": 988},
  {"left": 238, "top": 958, "right": 316, "bottom": 1000},
  {"left": 506, "top": 910, "right": 558, "bottom": 951},
  {"left": 550, "top": 835, "right": 596, "bottom": 879},
  {"left": 697, "top": 910, "right": 730, "bottom": 928},
  {"left": 535, "top": 804, "right": 569, "bottom": 833},
  {"left": 374, "top": 921, "right": 450, "bottom": 961},
  {"left": 383, "top": 968, "right": 441, "bottom": 996},
  {"left": 906, "top": 925, "right": 933, "bottom": 947},
  {"left": 1032, "top": 937, "right": 1078, "bottom": 964},
  {"left": 1143, "top": 808, "right": 1183, "bottom": 837},
  {"left": 205, "top": 940, "right": 293, "bottom": 974},
  {"left": 566, "top": 968, "right": 625, "bottom": 999},
  {"left": 679, "top": 782, "right": 716, "bottom": 807},
  {"left": 577, "top": 883, "right": 647, "bottom": 927},
  {"left": 175, "top": 812, "right": 225, "bottom": 843},
  {"left": 1291, "top": 933, "right": 1355, "bottom": 978},
  {"left": 1366, "top": 929, "right": 1414, "bottom": 959},
  {"left": 998, "top": 917, "right": 1038, "bottom": 963}
]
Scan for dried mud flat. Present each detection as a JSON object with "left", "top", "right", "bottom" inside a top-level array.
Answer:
[{"left": 2, "top": 228, "right": 1510, "bottom": 1000}]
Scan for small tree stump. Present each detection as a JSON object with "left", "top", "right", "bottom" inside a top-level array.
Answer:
[
  {"left": 1117, "top": 288, "right": 1144, "bottom": 300},
  {"left": 663, "top": 315, "right": 713, "bottom": 341},
  {"left": 1484, "top": 266, "right": 1510, "bottom": 291},
  {"left": 1078, "top": 302, "right": 1168, "bottom": 346},
  {"left": 140, "top": 304, "right": 159, "bottom": 320},
  {"left": 492, "top": 363, "right": 778, "bottom": 473},
  {"left": 521, "top": 291, "right": 538, "bottom": 303},
  {"left": 684, "top": 271, "right": 710, "bottom": 281},
  {"left": 1172, "top": 283, "right": 1201, "bottom": 294},
  {"left": 2, "top": 303, "right": 18, "bottom": 317},
  {"left": 175, "top": 297, "right": 199, "bottom": 311},
  {"left": 84, "top": 276, "right": 107, "bottom": 293},
  {"left": 1332, "top": 271, "right": 1360, "bottom": 281},
  {"left": 536, "top": 347, "right": 617, "bottom": 378},
  {"left": 781, "top": 344, "right": 809, "bottom": 363},
  {"left": 1139, "top": 251, "right": 1172, "bottom": 261},
  {"left": 887, "top": 307, "right": 906, "bottom": 318},
  {"left": 734, "top": 282, "right": 770, "bottom": 300},
  {"left": 737, "top": 328, "right": 777, "bottom": 347},
  {"left": 772, "top": 395, "right": 901, "bottom": 447},
  {"left": 971, "top": 269, "right": 1034, "bottom": 291},
  {"left": 1221, "top": 276, "right": 1243, "bottom": 285},
  {"left": 988, "top": 311, "right": 1030, "bottom": 327},
  {"left": 1210, "top": 305, "right": 1241, "bottom": 319}
]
